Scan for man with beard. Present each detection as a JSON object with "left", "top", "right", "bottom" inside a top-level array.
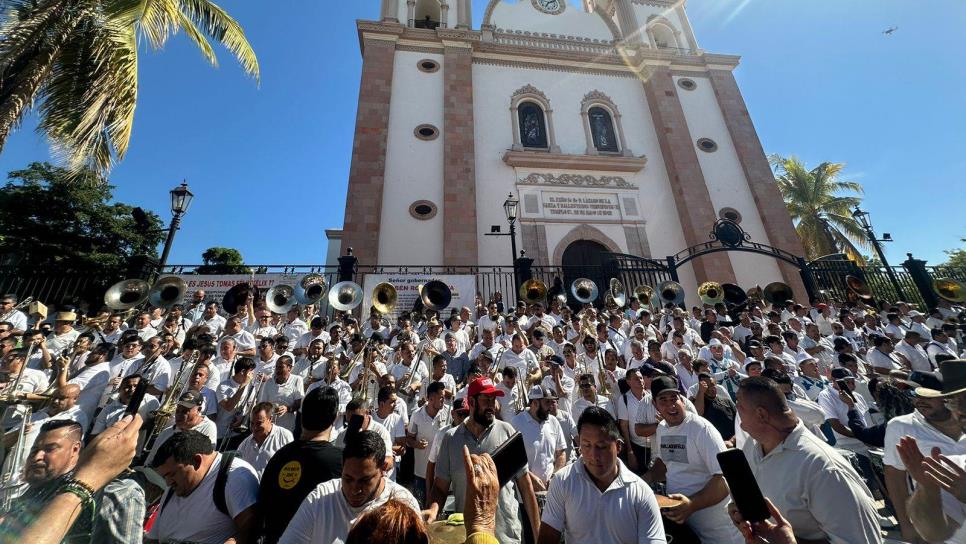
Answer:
[
  {"left": 881, "top": 370, "right": 965, "bottom": 542},
  {"left": 539, "top": 407, "right": 666, "bottom": 544},
  {"left": 279, "top": 430, "right": 419, "bottom": 543},
  {"left": 0, "top": 420, "right": 145, "bottom": 543},
  {"left": 427, "top": 377, "right": 541, "bottom": 544},
  {"left": 511, "top": 385, "right": 567, "bottom": 491}
]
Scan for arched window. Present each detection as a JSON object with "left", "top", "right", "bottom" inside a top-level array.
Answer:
[
  {"left": 518, "top": 102, "right": 548, "bottom": 149},
  {"left": 588, "top": 107, "right": 618, "bottom": 153}
]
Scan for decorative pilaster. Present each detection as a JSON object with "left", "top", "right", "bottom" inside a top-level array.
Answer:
[{"left": 442, "top": 41, "right": 480, "bottom": 265}]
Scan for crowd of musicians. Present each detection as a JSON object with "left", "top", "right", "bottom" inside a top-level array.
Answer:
[{"left": 0, "top": 272, "right": 965, "bottom": 544}]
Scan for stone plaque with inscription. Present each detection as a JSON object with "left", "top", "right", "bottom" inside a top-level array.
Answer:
[{"left": 541, "top": 192, "right": 621, "bottom": 221}]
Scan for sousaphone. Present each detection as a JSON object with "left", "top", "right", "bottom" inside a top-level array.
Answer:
[
  {"left": 328, "top": 281, "right": 364, "bottom": 312},
  {"left": 294, "top": 273, "right": 328, "bottom": 305},
  {"left": 762, "top": 282, "right": 794, "bottom": 305},
  {"left": 698, "top": 281, "right": 724, "bottom": 306},
  {"left": 658, "top": 280, "right": 685, "bottom": 306},
  {"left": 519, "top": 279, "right": 548, "bottom": 305},
  {"left": 722, "top": 283, "right": 748, "bottom": 307},
  {"left": 147, "top": 276, "right": 187, "bottom": 310},
  {"left": 420, "top": 280, "right": 452, "bottom": 312},
  {"left": 223, "top": 283, "right": 260, "bottom": 315},
  {"left": 845, "top": 275, "right": 873, "bottom": 301},
  {"left": 104, "top": 279, "right": 151, "bottom": 310},
  {"left": 265, "top": 284, "right": 297, "bottom": 314},
  {"left": 371, "top": 282, "right": 398, "bottom": 315},
  {"left": 570, "top": 278, "right": 599, "bottom": 304},
  {"left": 933, "top": 278, "right": 966, "bottom": 303},
  {"left": 609, "top": 278, "right": 627, "bottom": 308},
  {"left": 634, "top": 285, "right": 655, "bottom": 306}
]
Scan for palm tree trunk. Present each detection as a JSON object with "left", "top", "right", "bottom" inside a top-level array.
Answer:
[{"left": 0, "top": 9, "right": 82, "bottom": 153}]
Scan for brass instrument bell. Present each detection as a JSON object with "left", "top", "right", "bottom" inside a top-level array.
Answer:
[
  {"left": 746, "top": 285, "right": 763, "bottom": 302},
  {"left": 844, "top": 275, "right": 873, "bottom": 301},
  {"left": 265, "top": 284, "right": 297, "bottom": 314},
  {"left": 294, "top": 273, "right": 328, "bottom": 305},
  {"left": 609, "top": 278, "right": 627, "bottom": 307},
  {"left": 570, "top": 278, "right": 599, "bottom": 304},
  {"left": 933, "top": 278, "right": 966, "bottom": 303},
  {"left": 222, "top": 282, "right": 260, "bottom": 315},
  {"left": 329, "top": 281, "right": 364, "bottom": 312},
  {"left": 634, "top": 285, "right": 655, "bottom": 306},
  {"left": 519, "top": 279, "right": 548, "bottom": 305},
  {"left": 722, "top": 283, "right": 748, "bottom": 307},
  {"left": 147, "top": 276, "right": 187, "bottom": 309},
  {"left": 762, "top": 281, "right": 795, "bottom": 305},
  {"left": 372, "top": 282, "right": 398, "bottom": 315},
  {"left": 420, "top": 280, "right": 453, "bottom": 312},
  {"left": 658, "top": 281, "right": 685, "bottom": 306},
  {"left": 104, "top": 279, "right": 151, "bottom": 310},
  {"left": 698, "top": 281, "right": 724, "bottom": 306}
]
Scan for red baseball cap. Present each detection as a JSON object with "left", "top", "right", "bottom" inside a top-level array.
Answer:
[{"left": 467, "top": 377, "right": 505, "bottom": 397}]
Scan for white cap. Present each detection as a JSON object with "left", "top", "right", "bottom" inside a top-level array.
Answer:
[
  {"left": 528, "top": 384, "right": 558, "bottom": 400},
  {"left": 708, "top": 338, "right": 723, "bottom": 347},
  {"left": 796, "top": 352, "right": 817, "bottom": 366}
]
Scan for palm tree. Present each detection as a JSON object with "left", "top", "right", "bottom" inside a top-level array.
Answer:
[
  {"left": 0, "top": 0, "right": 259, "bottom": 175},
  {"left": 770, "top": 155, "right": 869, "bottom": 262}
]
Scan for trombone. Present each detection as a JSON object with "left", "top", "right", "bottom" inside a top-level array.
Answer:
[{"left": 0, "top": 296, "right": 33, "bottom": 323}]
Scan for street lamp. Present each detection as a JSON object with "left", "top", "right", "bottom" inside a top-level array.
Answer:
[
  {"left": 851, "top": 205, "right": 905, "bottom": 300},
  {"left": 485, "top": 193, "right": 521, "bottom": 265},
  {"left": 158, "top": 181, "right": 194, "bottom": 273}
]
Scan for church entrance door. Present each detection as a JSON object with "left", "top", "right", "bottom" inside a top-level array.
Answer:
[{"left": 561, "top": 240, "right": 609, "bottom": 308}]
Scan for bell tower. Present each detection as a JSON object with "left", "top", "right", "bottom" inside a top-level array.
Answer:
[{"left": 381, "top": 0, "right": 472, "bottom": 30}]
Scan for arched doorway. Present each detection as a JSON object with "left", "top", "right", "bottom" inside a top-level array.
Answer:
[{"left": 561, "top": 240, "right": 609, "bottom": 309}]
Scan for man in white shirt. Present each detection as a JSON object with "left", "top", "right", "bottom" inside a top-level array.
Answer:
[
  {"left": 258, "top": 355, "right": 304, "bottom": 432},
  {"left": 674, "top": 348, "right": 699, "bottom": 392},
  {"left": 389, "top": 340, "right": 428, "bottom": 411},
  {"left": 571, "top": 372, "right": 614, "bottom": 421},
  {"left": 279, "top": 307, "right": 308, "bottom": 343},
  {"left": 197, "top": 301, "right": 227, "bottom": 337},
  {"left": 133, "top": 312, "right": 158, "bottom": 342},
  {"left": 817, "top": 368, "right": 870, "bottom": 455},
  {"left": 222, "top": 316, "right": 257, "bottom": 357},
  {"left": 499, "top": 334, "right": 539, "bottom": 384},
  {"left": 59, "top": 342, "right": 111, "bottom": 421},
  {"left": 124, "top": 336, "right": 171, "bottom": 396},
  {"left": 91, "top": 374, "right": 159, "bottom": 437},
  {"left": 147, "top": 430, "right": 259, "bottom": 544},
  {"left": 406, "top": 381, "right": 452, "bottom": 506},
  {"left": 733, "top": 376, "right": 882, "bottom": 543},
  {"left": 926, "top": 328, "right": 959, "bottom": 369},
  {"left": 293, "top": 317, "right": 330, "bottom": 357},
  {"left": 648, "top": 375, "right": 742, "bottom": 544},
  {"left": 511, "top": 385, "right": 567, "bottom": 489},
  {"left": 145, "top": 391, "right": 219, "bottom": 465},
  {"left": 237, "top": 401, "right": 295, "bottom": 477},
  {"left": 216, "top": 357, "right": 257, "bottom": 445},
  {"left": 279, "top": 429, "right": 419, "bottom": 544},
  {"left": 539, "top": 405, "right": 666, "bottom": 544},
  {"left": 253, "top": 337, "right": 281, "bottom": 375},
  {"left": 0, "top": 294, "right": 28, "bottom": 334},
  {"left": 44, "top": 312, "right": 80, "bottom": 356},
  {"left": 867, "top": 335, "right": 908, "bottom": 374},
  {"left": 0, "top": 348, "right": 50, "bottom": 429},
  {"left": 894, "top": 330, "right": 932, "bottom": 372}
]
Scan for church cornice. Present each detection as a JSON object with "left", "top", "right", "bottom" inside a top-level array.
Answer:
[
  {"left": 503, "top": 150, "right": 647, "bottom": 173},
  {"left": 517, "top": 172, "right": 639, "bottom": 189}
]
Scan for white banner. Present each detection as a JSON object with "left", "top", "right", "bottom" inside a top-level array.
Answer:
[
  {"left": 361, "top": 274, "right": 477, "bottom": 318},
  {"left": 172, "top": 274, "right": 303, "bottom": 306}
]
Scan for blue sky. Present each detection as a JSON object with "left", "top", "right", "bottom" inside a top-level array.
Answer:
[{"left": 1, "top": 0, "right": 963, "bottom": 266}]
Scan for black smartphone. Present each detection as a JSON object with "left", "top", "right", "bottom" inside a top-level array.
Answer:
[
  {"left": 124, "top": 379, "right": 149, "bottom": 417},
  {"left": 835, "top": 380, "right": 856, "bottom": 402},
  {"left": 717, "top": 449, "right": 770, "bottom": 523},
  {"left": 490, "top": 432, "right": 527, "bottom": 488}
]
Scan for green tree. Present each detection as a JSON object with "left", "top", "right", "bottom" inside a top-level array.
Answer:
[
  {"left": 942, "top": 239, "right": 966, "bottom": 268},
  {"left": 770, "top": 155, "right": 869, "bottom": 261},
  {"left": 196, "top": 247, "right": 249, "bottom": 274},
  {"left": 0, "top": 161, "right": 165, "bottom": 273},
  {"left": 0, "top": 0, "right": 259, "bottom": 175}
]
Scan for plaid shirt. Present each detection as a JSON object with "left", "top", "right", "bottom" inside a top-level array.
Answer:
[{"left": 91, "top": 476, "right": 145, "bottom": 544}]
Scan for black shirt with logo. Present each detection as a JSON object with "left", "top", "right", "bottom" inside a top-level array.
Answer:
[{"left": 258, "top": 439, "right": 343, "bottom": 543}]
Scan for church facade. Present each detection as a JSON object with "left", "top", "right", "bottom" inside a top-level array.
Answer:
[{"left": 337, "top": 0, "right": 806, "bottom": 297}]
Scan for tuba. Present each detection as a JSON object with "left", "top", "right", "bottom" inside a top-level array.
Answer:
[
  {"left": 420, "top": 280, "right": 452, "bottom": 311},
  {"left": 933, "top": 278, "right": 966, "bottom": 304},
  {"left": 722, "top": 283, "right": 748, "bottom": 307},
  {"left": 105, "top": 279, "right": 151, "bottom": 310},
  {"left": 609, "top": 278, "right": 627, "bottom": 307},
  {"left": 634, "top": 285, "right": 655, "bottom": 306},
  {"left": 329, "top": 281, "right": 364, "bottom": 312},
  {"left": 844, "top": 275, "right": 873, "bottom": 302},
  {"left": 265, "top": 284, "right": 297, "bottom": 314},
  {"left": 519, "top": 279, "right": 548, "bottom": 305},
  {"left": 147, "top": 276, "right": 187, "bottom": 310},
  {"left": 658, "top": 281, "right": 685, "bottom": 306},
  {"left": 746, "top": 285, "right": 763, "bottom": 303},
  {"left": 223, "top": 282, "right": 259, "bottom": 315},
  {"left": 571, "top": 278, "right": 599, "bottom": 304},
  {"left": 371, "top": 282, "right": 398, "bottom": 315},
  {"left": 294, "top": 273, "right": 328, "bottom": 305},
  {"left": 762, "top": 281, "right": 795, "bottom": 305},
  {"left": 698, "top": 282, "right": 724, "bottom": 306}
]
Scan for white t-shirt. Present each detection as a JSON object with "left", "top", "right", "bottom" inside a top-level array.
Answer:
[
  {"left": 510, "top": 410, "right": 567, "bottom": 484},
  {"left": 370, "top": 410, "right": 406, "bottom": 472},
  {"left": 238, "top": 424, "right": 295, "bottom": 477},
  {"left": 816, "top": 387, "right": 869, "bottom": 454},
  {"left": 148, "top": 454, "right": 260, "bottom": 543},
  {"left": 542, "top": 459, "right": 666, "bottom": 544},
  {"left": 616, "top": 390, "right": 650, "bottom": 447},
  {"left": 279, "top": 478, "right": 419, "bottom": 544},
  {"left": 92, "top": 393, "right": 159, "bottom": 435},
  {"left": 571, "top": 396, "right": 615, "bottom": 421},
  {"left": 67, "top": 362, "right": 111, "bottom": 420},
  {"left": 654, "top": 411, "right": 726, "bottom": 497},
  {"left": 882, "top": 410, "right": 966, "bottom": 470},
  {"left": 867, "top": 348, "right": 903, "bottom": 372},
  {"left": 408, "top": 404, "right": 452, "bottom": 479},
  {"left": 258, "top": 374, "right": 305, "bottom": 432},
  {"left": 145, "top": 418, "right": 218, "bottom": 466}
]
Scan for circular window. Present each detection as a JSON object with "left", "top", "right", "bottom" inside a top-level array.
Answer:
[
  {"left": 417, "top": 59, "right": 440, "bottom": 73},
  {"left": 677, "top": 78, "right": 697, "bottom": 91},
  {"left": 719, "top": 207, "right": 743, "bottom": 224},
  {"left": 409, "top": 200, "right": 438, "bottom": 220},
  {"left": 696, "top": 138, "right": 718, "bottom": 152},
  {"left": 414, "top": 124, "right": 439, "bottom": 141}
]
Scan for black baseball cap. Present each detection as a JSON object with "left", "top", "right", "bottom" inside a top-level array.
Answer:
[{"left": 650, "top": 375, "right": 680, "bottom": 397}]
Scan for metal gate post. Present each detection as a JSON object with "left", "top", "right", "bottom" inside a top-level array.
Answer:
[
  {"left": 666, "top": 256, "right": 679, "bottom": 282},
  {"left": 902, "top": 253, "right": 939, "bottom": 310},
  {"left": 797, "top": 257, "right": 819, "bottom": 303},
  {"left": 337, "top": 248, "right": 357, "bottom": 282}
]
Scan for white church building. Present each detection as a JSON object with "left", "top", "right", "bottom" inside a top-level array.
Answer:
[{"left": 332, "top": 0, "right": 808, "bottom": 298}]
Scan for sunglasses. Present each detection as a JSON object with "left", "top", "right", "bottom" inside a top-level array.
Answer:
[{"left": 579, "top": 383, "right": 593, "bottom": 389}]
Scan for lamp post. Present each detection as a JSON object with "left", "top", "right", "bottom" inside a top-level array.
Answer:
[
  {"left": 851, "top": 205, "right": 905, "bottom": 301},
  {"left": 503, "top": 193, "right": 519, "bottom": 264},
  {"left": 157, "top": 181, "right": 194, "bottom": 273}
]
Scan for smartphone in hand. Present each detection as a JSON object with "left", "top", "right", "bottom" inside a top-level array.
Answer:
[
  {"left": 717, "top": 449, "right": 770, "bottom": 523},
  {"left": 124, "top": 380, "right": 149, "bottom": 417},
  {"left": 491, "top": 432, "right": 528, "bottom": 488}
]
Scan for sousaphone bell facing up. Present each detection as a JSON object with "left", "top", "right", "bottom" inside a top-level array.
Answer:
[
  {"left": 294, "top": 273, "right": 328, "bottom": 305},
  {"left": 329, "top": 281, "right": 364, "bottom": 312},
  {"left": 519, "top": 279, "right": 548, "bottom": 305},
  {"left": 844, "top": 275, "right": 873, "bottom": 301},
  {"left": 762, "top": 282, "right": 795, "bottom": 306},
  {"left": 420, "top": 280, "right": 452, "bottom": 312},
  {"left": 105, "top": 279, "right": 151, "bottom": 310},
  {"left": 933, "top": 278, "right": 966, "bottom": 304},
  {"left": 223, "top": 283, "right": 260, "bottom": 315},
  {"left": 371, "top": 282, "right": 398, "bottom": 315},
  {"left": 698, "top": 281, "right": 724, "bottom": 306},
  {"left": 634, "top": 285, "right": 655, "bottom": 306},
  {"left": 658, "top": 280, "right": 685, "bottom": 306},
  {"left": 722, "top": 283, "right": 748, "bottom": 307},
  {"left": 570, "top": 278, "right": 599, "bottom": 304},
  {"left": 147, "top": 276, "right": 187, "bottom": 310},
  {"left": 608, "top": 278, "right": 627, "bottom": 307},
  {"left": 265, "top": 284, "right": 297, "bottom": 314}
]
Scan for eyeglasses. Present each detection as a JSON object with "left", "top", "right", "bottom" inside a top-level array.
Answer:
[{"left": 579, "top": 383, "right": 593, "bottom": 389}]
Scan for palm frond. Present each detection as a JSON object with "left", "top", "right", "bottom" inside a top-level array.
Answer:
[{"left": 176, "top": 0, "right": 259, "bottom": 81}]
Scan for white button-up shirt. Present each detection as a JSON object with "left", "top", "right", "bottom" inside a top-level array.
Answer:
[{"left": 237, "top": 424, "right": 294, "bottom": 477}]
